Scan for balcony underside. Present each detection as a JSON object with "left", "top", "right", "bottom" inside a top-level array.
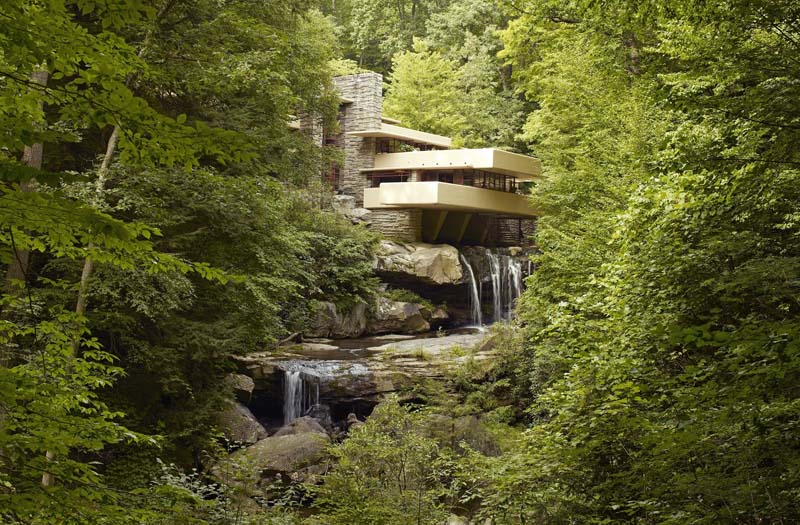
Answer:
[{"left": 363, "top": 182, "right": 537, "bottom": 217}]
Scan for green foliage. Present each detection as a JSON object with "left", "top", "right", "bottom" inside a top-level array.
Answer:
[
  {"left": 0, "top": 0, "right": 253, "bottom": 169},
  {"left": 383, "top": 40, "right": 465, "bottom": 140},
  {"left": 308, "top": 398, "right": 450, "bottom": 525},
  {"left": 0, "top": 0, "right": 370, "bottom": 522},
  {"left": 323, "top": 0, "right": 454, "bottom": 74},
  {"left": 382, "top": 287, "right": 433, "bottom": 310},
  {"left": 468, "top": 1, "right": 800, "bottom": 523},
  {"left": 381, "top": 1, "right": 527, "bottom": 149}
]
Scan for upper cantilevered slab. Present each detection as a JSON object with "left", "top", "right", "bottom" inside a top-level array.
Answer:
[
  {"left": 347, "top": 123, "right": 452, "bottom": 149},
  {"left": 367, "top": 148, "right": 541, "bottom": 180}
]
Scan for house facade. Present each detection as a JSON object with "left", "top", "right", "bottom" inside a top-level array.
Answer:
[{"left": 318, "top": 72, "right": 540, "bottom": 247}]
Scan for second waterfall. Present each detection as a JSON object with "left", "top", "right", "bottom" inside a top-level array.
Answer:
[{"left": 460, "top": 249, "right": 526, "bottom": 326}]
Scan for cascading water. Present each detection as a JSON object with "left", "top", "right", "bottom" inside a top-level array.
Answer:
[
  {"left": 471, "top": 249, "right": 526, "bottom": 323},
  {"left": 283, "top": 368, "right": 320, "bottom": 424},
  {"left": 487, "top": 252, "right": 503, "bottom": 323},
  {"left": 459, "top": 253, "right": 483, "bottom": 326},
  {"left": 507, "top": 257, "right": 523, "bottom": 319}
]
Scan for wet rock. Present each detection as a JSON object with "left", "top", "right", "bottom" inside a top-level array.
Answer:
[
  {"left": 299, "top": 342, "right": 340, "bottom": 352},
  {"left": 431, "top": 308, "right": 449, "bottom": 321},
  {"left": 346, "top": 413, "right": 364, "bottom": 432},
  {"left": 234, "top": 332, "right": 492, "bottom": 410},
  {"left": 217, "top": 401, "right": 268, "bottom": 445},
  {"left": 367, "top": 297, "right": 430, "bottom": 335},
  {"left": 305, "top": 337, "right": 334, "bottom": 344},
  {"left": 228, "top": 431, "right": 330, "bottom": 482},
  {"left": 374, "top": 241, "right": 463, "bottom": 285},
  {"left": 306, "top": 301, "right": 367, "bottom": 338},
  {"left": 372, "top": 333, "right": 417, "bottom": 340},
  {"left": 305, "top": 404, "right": 333, "bottom": 431},
  {"left": 225, "top": 373, "right": 255, "bottom": 404},
  {"left": 273, "top": 416, "right": 327, "bottom": 437}
]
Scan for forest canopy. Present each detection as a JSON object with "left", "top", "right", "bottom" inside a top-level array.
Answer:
[{"left": 2, "top": 0, "right": 799, "bottom": 523}]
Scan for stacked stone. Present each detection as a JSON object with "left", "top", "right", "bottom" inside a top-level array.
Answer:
[
  {"left": 332, "top": 73, "right": 382, "bottom": 206},
  {"left": 369, "top": 209, "right": 423, "bottom": 243},
  {"left": 489, "top": 216, "right": 537, "bottom": 247}
]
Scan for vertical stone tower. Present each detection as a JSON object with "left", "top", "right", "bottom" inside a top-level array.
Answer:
[{"left": 332, "top": 73, "right": 382, "bottom": 206}]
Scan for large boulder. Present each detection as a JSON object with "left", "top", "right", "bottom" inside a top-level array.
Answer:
[
  {"left": 273, "top": 416, "right": 327, "bottom": 437},
  {"left": 225, "top": 373, "right": 255, "bottom": 404},
  {"left": 306, "top": 301, "right": 367, "bottom": 338},
  {"left": 226, "top": 431, "right": 331, "bottom": 484},
  {"left": 374, "top": 241, "right": 463, "bottom": 285},
  {"left": 367, "top": 297, "right": 431, "bottom": 335},
  {"left": 217, "top": 401, "right": 268, "bottom": 445}
]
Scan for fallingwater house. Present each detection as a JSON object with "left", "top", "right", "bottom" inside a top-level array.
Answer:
[
  {"left": 297, "top": 72, "right": 541, "bottom": 247},
  {"left": 238, "top": 73, "right": 545, "bottom": 428}
]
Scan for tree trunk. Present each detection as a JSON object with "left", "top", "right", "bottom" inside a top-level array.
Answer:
[
  {"left": 40, "top": 0, "right": 178, "bottom": 487},
  {"left": 4, "top": 70, "right": 49, "bottom": 296}
]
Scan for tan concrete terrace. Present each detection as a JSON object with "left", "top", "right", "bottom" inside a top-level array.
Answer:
[
  {"left": 366, "top": 148, "right": 541, "bottom": 180},
  {"left": 347, "top": 123, "right": 452, "bottom": 149},
  {"left": 364, "top": 181, "right": 537, "bottom": 217}
]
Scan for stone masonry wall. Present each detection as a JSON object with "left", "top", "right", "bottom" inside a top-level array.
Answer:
[
  {"left": 369, "top": 209, "right": 422, "bottom": 243},
  {"left": 333, "top": 73, "right": 383, "bottom": 206},
  {"left": 490, "top": 216, "right": 537, "bottom": 247}
]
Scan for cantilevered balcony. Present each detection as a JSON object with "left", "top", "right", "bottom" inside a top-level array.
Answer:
[
  {"left": 368, "top": 148, "right": 541, "bottom": 179},
  {"left": 363, "top": 182, "right": 537, "bottom": 217}
]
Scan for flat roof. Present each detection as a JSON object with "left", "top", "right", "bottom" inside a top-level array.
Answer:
[
  {"left": 366, "top": 148, "right": 541, "bottom": 180},
  {"left": 347, "top": 123, "right": 452, "bottom": 149},
  {"left": 381, "top": 116, "right": 402, "bottom": 125}
]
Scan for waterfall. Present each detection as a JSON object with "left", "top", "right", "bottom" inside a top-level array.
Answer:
[
  {"left": 459, "top": 253, "right": 483, "bottom": 326},
  {"left": 482, "top": 250, "right": 526, "bottom": 322},
  {"left": 486, "top": 252, "right": 503, "bottom": 323},
  {"left": 283, "top": 369, "right": 319, "bottom": 425},
  {"left": 460, "top": 249, "right": 528, "bottom": 326},
  {"left": 507, "top": 257, "right": 523, "bottom": 320}
]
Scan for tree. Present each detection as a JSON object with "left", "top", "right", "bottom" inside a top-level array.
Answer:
[
  {"left": 383, "top": 40, "right": 465, "bottom": 141},
  {"left": 382, "top": 1, "right": 527, "bottom": 149},
  {"left": 471, "top": 0, "right": 800, "bottom": 522},
  {"left": 309, "top": 399, "right": 450, "bottom": 525},
  {"left": 0, "top": 0, "right": 362, "bottom": 521},
  {"left": 323, "top": 0, "right": 455, "bottom": 74}
]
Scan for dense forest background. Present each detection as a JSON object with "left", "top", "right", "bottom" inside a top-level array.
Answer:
[{"left": 1, "top": 0, "right": 798, "bottom": 523}]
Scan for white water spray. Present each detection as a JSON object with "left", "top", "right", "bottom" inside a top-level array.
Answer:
[
  {"left": 459, "top": 253, "right": 483, "bottom": 326},
  {"left": 486, "top": 252, "right": 503, "bottom": 323},
  {"left": 283, "top": 369, "right": 319, "bottom": 424}
]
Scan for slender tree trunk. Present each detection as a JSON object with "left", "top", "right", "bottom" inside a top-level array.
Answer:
[
  {"left": 72, "top": 125, "right": 119, "bottom": 325},
  {"left": 5, "top": 70, "right": 49, "bottom": 296},
  {"left": 40, "top": 0, "right": 175, "bottom": 486}
]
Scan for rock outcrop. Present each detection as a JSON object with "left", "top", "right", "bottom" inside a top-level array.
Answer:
[
  {"left": 226, "top": 425, "right": 330, "bottom": 485},
  {"left": 225, "top": 373, "right": 255, "bottom": 404},
  {"left": 367, "top": 297, "right": 431, "bottom": 334},
  {"left": 332, "top": 194, "right": 372, "bottom": 224},
  {"left": 235, "top": 332, "right": 492, "bottom": 408},
  {"left": 306, "top": 301, "right": 368, "bottom": 338},
  {"left": 273, "top": 416, "right": 327, "bottom": 437},
  {"left": 374, "top": 241, "right": 463, "bottom": 285},
  {"left": 217, "top": 401, "right": 268, "bottom": 445},
  {"left": 306, "top": 297, "right": 448, "bottom": 339}
]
